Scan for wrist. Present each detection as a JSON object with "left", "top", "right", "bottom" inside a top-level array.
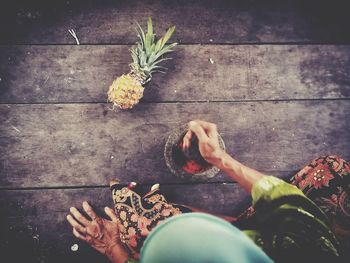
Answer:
[
  {"left": 215, "top": 152, "right": 234, "bottom": 170},
  {"left": 106, "top": 243, "right": 129, "bottom": 263},
  {"left": 217, "top": 153, "right": 266, "bottom": 192}
]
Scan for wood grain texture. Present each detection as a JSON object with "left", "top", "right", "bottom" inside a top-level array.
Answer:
[
  {"left": 1, "top": 0, "right": 350, "bottom": 44},
  {"left": 0, "top": 184, "right": 250, "bottom": 263},
  {"left": 1, "top": 101, "right": 349, "bottom": 188},
  {"left": 0, "top": 184, "right": 249, "bottom": 217},
  {"left": 1, "top": 1, "right": 349, "bottom": 262},
  {"left": 1, "top": 45, "right": 350, "bottom": 103}
]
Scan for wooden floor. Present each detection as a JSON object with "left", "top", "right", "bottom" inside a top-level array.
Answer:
[{"left": 1, "top": 1, "right": 350, "bottom": 262}]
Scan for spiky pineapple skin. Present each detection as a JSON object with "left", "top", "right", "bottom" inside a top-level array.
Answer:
[
  {"left": 107, "top": 18, "right": 176, "bottom": 110},
  {"left": 107, "top": 74, "right": 144, "bottom": 109}
]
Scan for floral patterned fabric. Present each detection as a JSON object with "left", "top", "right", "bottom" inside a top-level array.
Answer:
[
  {"left": 290, "top": 155, "right": 350, "bottom": 253},
  {"left": 238, "top": 155, "right": 350, "bottom": 257},
  {"left": 110, "top": 182, "right": 192, "bottom": 259}
]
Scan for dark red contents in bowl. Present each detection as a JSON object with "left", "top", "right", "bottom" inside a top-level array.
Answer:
[
  {"left": 182, "top": 159, "right": 208, "bottom": 174},
  {"left": 172, "top": 137, "right": 211, "bottom": 174}
]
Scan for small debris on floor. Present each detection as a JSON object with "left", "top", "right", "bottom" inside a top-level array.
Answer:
[
  {"left": 68, "top": 29, "right": 80, "bottom": 45},
  {"left": 11, "top": 126, "right": 21, "bottom": 133},
  {"left": 110, "top": 155, "right": 114, "bottom": 159},
  {"left": 209, "top": 58, "right": 214, "bottom": 64},
  {"left": 71, "top": 243, "right": 79, "bottom": 252},
  {"left": 33, "top": 234, "right": 40, "bottom": 242},
  {"left": 209, "top": 39, "right": 213, "bottom": 42}
]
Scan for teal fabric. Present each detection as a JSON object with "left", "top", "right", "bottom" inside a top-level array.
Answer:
[{"left": 140, "top": 213, "right": 273, "bottom": 263}]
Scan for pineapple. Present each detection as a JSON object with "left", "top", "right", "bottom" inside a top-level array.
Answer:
[{"left": 107, "top": 17, "right": 177, "bottom": 109}]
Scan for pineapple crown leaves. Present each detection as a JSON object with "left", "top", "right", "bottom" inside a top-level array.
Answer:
[{"left": 130, "top": 17, "right": 177, "bottom": 84}]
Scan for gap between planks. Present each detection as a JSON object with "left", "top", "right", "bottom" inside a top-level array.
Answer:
[
  {"left": 0, "top": 181, "right": 240, "bottom": 191},
  {"left": 2, "top": 42, "right": 350, "bottom": 47},
  {"left": 1, "top": 97, "right": 350, "bottom": 106}
]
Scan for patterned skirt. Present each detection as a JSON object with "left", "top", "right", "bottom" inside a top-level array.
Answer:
[
  {"left": 110, "top": 155, "right": 350, "bottom": 259},
  {"left": 237, "top": 155, "right": 350, "bottom": 255},
  {"left": 290, "top": 155, "right": 350, "bottom": 253}
]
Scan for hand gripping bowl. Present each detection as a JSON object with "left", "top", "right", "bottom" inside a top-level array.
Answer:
[{"left": 164, "top": 125, "right": 225, "bottom": 181}]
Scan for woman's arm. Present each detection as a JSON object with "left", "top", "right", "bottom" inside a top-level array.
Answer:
[
  {"left": 216, "top": 152, "right": 265, "bottom": 192},
  {"left": 183, "top": 120, "right": 266, "bottom": 192},
  {"left": 183, "top": 121, "right": 341, "bottom": 260}
]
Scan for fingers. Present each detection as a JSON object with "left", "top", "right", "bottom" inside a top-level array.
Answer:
[
  {"left": 73, "top": 228, "right": 88, "bottom": 242},
  {"left": 188, "top": 121, "right": 209, "bottom": 142},
  {"left": 83, "top": 201, "right": 98, "bottom": 221},
  {"left": 192, "top": 120, "right": 215, "bottom": 130},
  {"left": 182, "top": 130, "right": 192, "bottom": 149},
  {"left": 192, "top": 120, "right": 218, "bottom": 138},
  {"left": 70, "top": 207, "right": 90, "bottom": 226},
  {"left": 104, "top": 207, "right": 118, "bottom": 223},
  {"left": 184, "top": 120, "right": 218, "bottom": 149},
  {"left": 67, "top": 214, "right": 86, "bottom": 234}
]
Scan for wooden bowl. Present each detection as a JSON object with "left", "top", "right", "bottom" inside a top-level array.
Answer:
[{"left": 164, "top": 124, "right": 225, "bottom": 181}]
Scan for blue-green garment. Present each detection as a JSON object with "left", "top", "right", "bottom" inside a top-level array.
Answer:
[
  {"left": 126, "top": 176, "right": 341, "bottom": 263},
  {"left": 140, "top": 213, "right": 272, "bottom": 263}
]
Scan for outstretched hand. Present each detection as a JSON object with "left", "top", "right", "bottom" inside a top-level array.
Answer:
[
  {"left": 182, "top": 120, "right": 226, "bottom": 168},
  {"left": 67, "top": 201, "right": 128, "bottom": 263}
]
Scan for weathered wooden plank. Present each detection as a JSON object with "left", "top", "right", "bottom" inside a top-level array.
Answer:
[
  {"left": 0, "top": 184, "right": 249, "bottom": 217},
  {"left": 1, "top": 214, "right": 110, "bottom": 263},
  {"left": 0, "top": 184, "right": 250, "bottom": 263},
  {"left": 1, "top": 101, "right": 349, "bottom": 188},
  {"left": 1, "top": 0, "right": 350, "bottom": 44},
  {"left": 1, "top": 45, "right": 350, "bottom": 103}
]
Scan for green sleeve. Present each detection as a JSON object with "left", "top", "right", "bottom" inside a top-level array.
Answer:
[
  {"left": 251, "top": 176, "right": 304, "bottom": 206},
  {"left": 247, "top": 176, "right": 341, "bottom": 261},
  {"left": 251, "top": 176, "right": 330, "bottom": 223}
]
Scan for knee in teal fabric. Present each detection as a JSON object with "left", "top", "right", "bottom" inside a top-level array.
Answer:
[{"left": 140, "top": 213, "right": 273, "bottom": 263}]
